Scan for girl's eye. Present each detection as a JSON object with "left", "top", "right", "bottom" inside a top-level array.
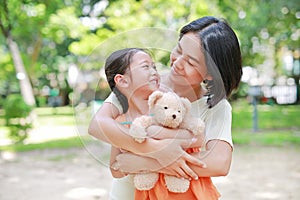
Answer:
[
  {"left": 143, "top": 65, "right": 157, "bottom": 70},
  {"left": 175, "top": 49, "right": 181, "bottom": 56}
]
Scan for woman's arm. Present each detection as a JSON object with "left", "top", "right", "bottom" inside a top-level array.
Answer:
[
  {"left": 147, "top": 125, "right": 205, "bottom": 148},
  {"left": 189, "top": 139, "right": 232, "bottom": 177},
  {"left": 110, "top": 146, "right": 127, "bottom": 178},
  {"left": 114, "top": 151, "right": 200, "bottom": 180},
  {"left": 88, "top": 102, "right": 205, "bottom": 176},
  {"left": 115, "top": 139, "right": 231, "bottom": 179}
]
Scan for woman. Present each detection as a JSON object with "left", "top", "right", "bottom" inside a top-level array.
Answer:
[{"left": 89, "top": 16, "right": 242, "bottom": 199}]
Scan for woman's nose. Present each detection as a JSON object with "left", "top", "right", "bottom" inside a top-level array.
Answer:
[{"left": 173, "top": 56, "right": 185, "bottom": 70}]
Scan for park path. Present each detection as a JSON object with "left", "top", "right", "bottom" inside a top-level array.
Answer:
[{"left": 1, "top": 144, "right": 300, "bottom": 200}]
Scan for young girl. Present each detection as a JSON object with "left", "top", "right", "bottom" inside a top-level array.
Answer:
[
  {"left": 102, "top": 48, "right": 161, "bottom": 199},
  {"left": 90, "top": 16, "right": 242, "bottom": 199}
]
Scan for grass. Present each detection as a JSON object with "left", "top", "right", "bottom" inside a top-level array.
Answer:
[
  {"left": 33, "top": 106, "right": 76, "bottom": 126},
  {"left": 0, "top": 136, "right": 84, "bottom": 152},
  {"left": 232, "top": 129, "right": 300, "bottom": 146},
  {"left": 0, "top": 100, "right": 299, "bottom": 152},
  {"left": 231, "top": 100, "right": 300, "bottom": 145},
  {"left": 231, "top": 100, "right": 300, "bottom": 129}
]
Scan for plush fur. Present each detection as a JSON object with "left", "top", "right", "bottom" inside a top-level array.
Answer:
[{"left": 129, "top": 91, "right": 205, "bottom": 193}]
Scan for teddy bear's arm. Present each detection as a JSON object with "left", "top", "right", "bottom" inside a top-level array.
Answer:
[
  {"left": 130, "top": 115, "right": 153, "bottom": 143},
  {"left": 180, "top": 115, "right": 205, "bottom": 136}
]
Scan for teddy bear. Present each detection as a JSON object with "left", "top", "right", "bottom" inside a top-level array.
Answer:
[{"left": 128, "top": 91, "right": 205, "bottom": 193}]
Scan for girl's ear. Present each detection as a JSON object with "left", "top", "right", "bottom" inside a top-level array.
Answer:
[{"left": 114, "top": 74, "right": 129, "bottom": 88}]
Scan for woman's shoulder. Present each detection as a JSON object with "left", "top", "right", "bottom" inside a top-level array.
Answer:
[
  {"left": 213, "top": 98, "right": 232, "bottom": 111},
  {"left": 191, "top": 97, "right": 231, "bottom": 116}
]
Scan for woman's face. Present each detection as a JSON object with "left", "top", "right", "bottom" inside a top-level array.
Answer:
[
  {"left": 170, "top": 32, "right": 208, "bottom": 87},
  {"left": 127, "top": 51, "right": 160, "bottom": 94}
]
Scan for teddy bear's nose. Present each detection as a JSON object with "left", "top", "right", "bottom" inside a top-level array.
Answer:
[{"left": 172, "top": 114, "right": 176, "bottom": 119}]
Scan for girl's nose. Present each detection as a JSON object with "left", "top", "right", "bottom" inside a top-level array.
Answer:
[{"left": 150, "top": 67, "right": 158, "bottom": 75}]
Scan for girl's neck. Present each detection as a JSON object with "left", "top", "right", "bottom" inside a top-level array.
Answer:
[{"left": 126, "top": 93, "right": 149, "bottom": 121}]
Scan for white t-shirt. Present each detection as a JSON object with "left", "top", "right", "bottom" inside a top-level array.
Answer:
[
  {"left": 190, "top": 96, "right": 233, "bottom": 147},
  {"left": 105, "top": 92, "right": 233, "bottom": 200}
]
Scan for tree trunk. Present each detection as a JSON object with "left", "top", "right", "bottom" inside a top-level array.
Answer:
[{"left": 7, "top": 35, "right": 36, "bottom": 106}]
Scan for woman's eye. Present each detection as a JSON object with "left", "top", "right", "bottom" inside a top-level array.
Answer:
[{"left": 188, "top": 61, "right": 194, "bottom": 67}]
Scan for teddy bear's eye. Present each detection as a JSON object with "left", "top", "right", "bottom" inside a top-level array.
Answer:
[
  {"left": 164, "top": 106, "right": 168, "bottom": 109},
  {"left": 178, "top": 110, "right": 181, "bottom": 113}
]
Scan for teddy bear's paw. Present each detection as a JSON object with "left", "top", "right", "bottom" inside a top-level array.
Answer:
[
  {"left": 194, "top": 123, "right": 205, "bottom": 135},
  {"left": 129, "top": 125, "right": 147, "bottom": 143},
  {"left": 133, "top": 137, "right": 146, "bottom": 143},
  {"left": 134, "top": 173, "right": 159, "bottom": 191},
  {"left": 185, "top": 118, "right": 205, "bottom": 135},
  {"left": 164, "top": 175, "right": 190, "bottom": 193}
]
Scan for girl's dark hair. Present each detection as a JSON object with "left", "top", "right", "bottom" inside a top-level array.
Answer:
[
  {"left": 180, "top": 16, "right": 243, "bottom": 108},
  {"left": 105, "top": 48, "right": 147, "bottom": 113}
]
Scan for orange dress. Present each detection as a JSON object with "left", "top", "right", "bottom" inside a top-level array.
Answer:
[
  {"left": 134, "top": 148, "right": 220, "bottom": 200},
  {"left": 117, "top": 115, "right": 220, "bottom": 200}
]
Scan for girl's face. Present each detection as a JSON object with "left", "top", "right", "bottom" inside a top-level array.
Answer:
[
  {"left": 170, "top": 32, "right": 208, "bottom": 87},
  {"left": 127, "top": 51, "right": 160, "bottom": 95}
]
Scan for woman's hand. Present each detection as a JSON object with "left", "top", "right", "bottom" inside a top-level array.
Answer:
[
  {"left": 138, "top": 138, "right": 206, "bottom": 179},
  {"left": 115, "top": 150, "right": 204, "bottom": 180}
]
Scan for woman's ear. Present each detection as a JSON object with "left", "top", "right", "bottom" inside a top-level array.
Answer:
[
  {"left": 114, "top": 74, "right": 129, "bottom": 88},
  {"left": 205, "top": 74, "right": 213, "bottom": 81}
]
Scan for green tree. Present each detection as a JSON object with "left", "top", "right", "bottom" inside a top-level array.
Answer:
[{"left": 0, "top": 0, "right": 35, "bottom": 105}]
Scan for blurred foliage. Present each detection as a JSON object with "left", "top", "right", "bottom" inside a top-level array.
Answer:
[
  {"left": 0, "top": 0, "right": 299, "bottom": 106},
  {"left": 3, "top": 94, "right": 33, "bottom": 143}
]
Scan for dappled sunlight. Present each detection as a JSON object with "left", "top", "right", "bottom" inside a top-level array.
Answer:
[
  {"left": 212, "top": 176, "right": 231, "bottom": 185},
  {"left": 254, "top": 191, "right": 282, "bottom": 199},
  {"left": 64, "top": 187, "right": 108, "bottom": 199},
  {"left": 25, "top": 125, "right": 78, "bottom": 144},
  {"left": 1, "top": 150, "right": 17, "bottom": 161}
]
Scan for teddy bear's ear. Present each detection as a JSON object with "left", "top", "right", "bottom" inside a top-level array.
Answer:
[
  {"left": 148, "top": 91, "right": 164, "bottom": 109},
  {"left": 180, "top": 97, "right": 192, "bottom": 112}
]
